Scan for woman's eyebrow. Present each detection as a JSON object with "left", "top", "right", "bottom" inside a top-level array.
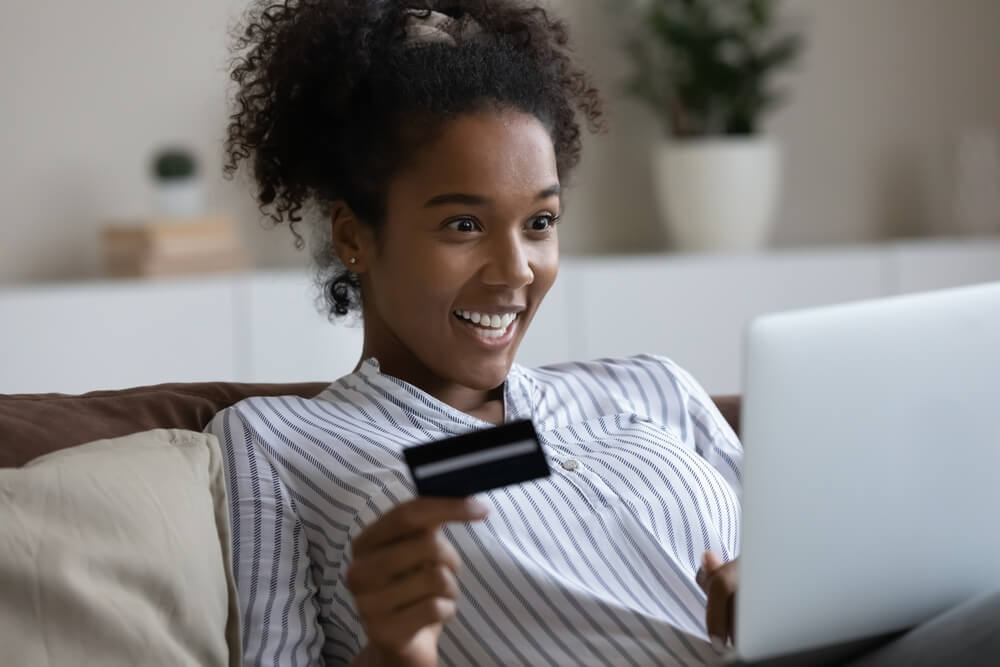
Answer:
[
  {"left": 423, "top": 184, "right": 560, "bottom": 208},
  {"left": 424, "top": 193, "right": 490, "bottom": 207},
  {"left": 537, "top": 184, "right": 560, "bottom": 199}
]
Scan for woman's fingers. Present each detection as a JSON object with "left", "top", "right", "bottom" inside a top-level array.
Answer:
[
  {"left": 347, "top": 497, "right": 487, "bottom": 663},
  {"left": 393, "top": 597, "right": 458, "bottom": 635},
  {"left": 354, "top": 563, "right": 459, "bottom": 617},
  {"left": 696, "top": 551, "right": 726, "bottom": 593},
  {"left": 352, "top": 497, "right": 489, "bottom": 555},
  {"left": 700, "top": 552, "right": 738, "bottom": 646},
  {"left": 347, "top": 530, "right": 460, "bottom": 592},
  {"left": 726, "top": 595, "right": 735, "bottom": 643},
  {"left": 367, "top": 597, "right": 458, "bottom": 650}
]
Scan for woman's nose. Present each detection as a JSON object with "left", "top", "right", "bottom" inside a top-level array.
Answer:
[{"left": 481, "top": 234, "right": 534, "bottom": 289}]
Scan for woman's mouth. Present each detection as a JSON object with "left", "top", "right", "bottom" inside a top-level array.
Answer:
[{"left": 452, "top": 310, "right": 519, "bottom": 340}]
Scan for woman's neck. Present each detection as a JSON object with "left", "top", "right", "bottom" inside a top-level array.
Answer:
[{"left": 357, "top": 342, "right": 505, "bottom": 424}]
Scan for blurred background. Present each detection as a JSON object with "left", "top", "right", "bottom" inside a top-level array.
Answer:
[{"left": 1, "top": 0, "right": 999, "bottom": 395}]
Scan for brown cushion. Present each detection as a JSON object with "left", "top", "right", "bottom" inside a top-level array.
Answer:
[
  {"left": 712, "top": 395, "right": 742, "bottom": 439},
  {"left": 0, "top": 382, "right": 742, "bottom": 469},
  {"left": 0, "top": 382, "right": 327, "bottom": 468}
]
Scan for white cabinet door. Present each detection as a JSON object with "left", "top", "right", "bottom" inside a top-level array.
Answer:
[
  {"left": 4, "top": 239, "right": 995, "bottom": 395},
  {"left": 0, "top": 276, "right": 238, "bottom": 394},
  {"left": 574, "top": 249, "right": 886, "bottom": 394},
  {"left": 238, "top": 271, "right": 363, "bottom": 383}
]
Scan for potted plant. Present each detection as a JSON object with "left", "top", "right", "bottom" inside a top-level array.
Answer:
[
  {"left": 151, "top": 147, "right": 204, "bottom": 219},
  {"left": 620, "top": 0, "right": 803, "bottom": 251}
]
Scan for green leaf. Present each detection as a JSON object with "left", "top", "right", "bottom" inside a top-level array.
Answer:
[
  {"left": 758, "top": 33, "right": 804, "bottom": 70},
  {"left": 748, "top": 0, "right": 773, "bottom": 27},
  {"left": 614, "top": 0, "right": 802, "bottom": 135},
  {"left": 152, "top": 149, "right": 197, "bottom": 181}
]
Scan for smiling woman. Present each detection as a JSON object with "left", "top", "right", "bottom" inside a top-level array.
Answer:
[
  {"left": 213, "top": 2, "right": 746, "bottom": 666},
  {"left": 224, "top": 0, "right": 601, "bottom": 421},
  {"left": 337, "top": 111, "right": 562, "bottom": 418}
]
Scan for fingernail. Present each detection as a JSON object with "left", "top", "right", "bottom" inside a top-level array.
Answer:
[
  {"left": 465, "top": 498, "right": 489, "bottom": 517},
  {"left": 711, "top": 636, "right": 725, "bottom": 653}
]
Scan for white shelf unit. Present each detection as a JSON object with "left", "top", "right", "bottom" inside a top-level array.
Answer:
[{"left": 1, "top": 238, "right": 998, "bottom": 395}]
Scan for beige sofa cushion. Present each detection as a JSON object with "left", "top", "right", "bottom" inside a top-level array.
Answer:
[{"left": 0, "top": 429, "right": 240, "bottom": 667}]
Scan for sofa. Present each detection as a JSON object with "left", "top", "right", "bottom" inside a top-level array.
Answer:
[{"left": 0, "top": 381, "right": 741, "bottom": 666}]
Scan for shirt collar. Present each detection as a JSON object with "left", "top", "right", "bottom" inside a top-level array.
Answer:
[{"left": 350, "top": 356, "right": 535, "bottom": 428}]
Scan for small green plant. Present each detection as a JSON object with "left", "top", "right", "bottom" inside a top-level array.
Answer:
[
  {"left": 151, "top": 148, "right": 198, "bottom": 181},
  {"left": 620, "top": 0, "right": 803, "bottom": 137}
]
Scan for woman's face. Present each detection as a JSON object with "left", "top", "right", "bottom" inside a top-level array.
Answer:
[{"left": 357, "top": 109, "right": 560, "bottom": 392}]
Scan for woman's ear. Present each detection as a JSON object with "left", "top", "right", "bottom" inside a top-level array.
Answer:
[{"left": 330, "top": 202, "right": 372, "bottom": 273}]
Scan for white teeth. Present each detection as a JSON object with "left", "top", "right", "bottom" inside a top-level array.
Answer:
[{"left": 453, "top": 310, "right": 519, "bottom": 331}]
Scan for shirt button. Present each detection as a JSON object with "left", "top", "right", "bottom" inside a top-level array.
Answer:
[{"left": 561, "top": 459, "right": 581, "bottom": 471}]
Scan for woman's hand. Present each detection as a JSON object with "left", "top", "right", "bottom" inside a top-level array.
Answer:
[
  {"left": 696, "top": 551, "right": 739, "bottom": 650},
  {"left": 347, "top": 497, "right": 489, "bottom": 667}
]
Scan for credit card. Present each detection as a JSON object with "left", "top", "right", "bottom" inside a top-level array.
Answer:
[{"left": 403, "top": 419, "right": 550, "bottom": 497}]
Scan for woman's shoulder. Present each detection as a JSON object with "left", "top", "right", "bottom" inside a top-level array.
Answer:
[
  {"left": 521, "top": 353, "right": 692, "bottom": 389},
  {"left": 203, "top": 382, "right": 349, "bottom": 439},
  {"left": 516, "top": 353, "right": 706, "bottom": 422}
]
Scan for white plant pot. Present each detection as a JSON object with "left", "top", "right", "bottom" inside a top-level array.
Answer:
[
  {"left": 153, "top": 179, "right": 205, "bottom": 219},
  {"left": 652, "top": 137, "right": 782, "bottom": 252}
]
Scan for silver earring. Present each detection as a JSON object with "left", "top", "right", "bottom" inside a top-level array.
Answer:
[{"left": 349, "top": 257, "right": 357, "bottom": 265}]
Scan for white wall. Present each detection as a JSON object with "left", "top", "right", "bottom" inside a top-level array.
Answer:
[
  {"left": 770, "top": 0, "right": 1000, "bottom": 244},
  {"left": 1, "top": 1, "right": 999, "bottom": 284},
  {"left": 0, "top": 0, "right": 305, "bottom": 285},
  {"left": 556, "top": 0, "right": 1000, "bottom": 253}
]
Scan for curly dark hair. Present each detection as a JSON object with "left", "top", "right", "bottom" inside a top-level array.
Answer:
[{"left": 224, "top": 0, "right": 605, "bottom": 317}]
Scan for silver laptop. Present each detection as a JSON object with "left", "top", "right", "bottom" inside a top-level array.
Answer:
[{"left": 734, "top": 281, "right": 1000, "bottom": 663}]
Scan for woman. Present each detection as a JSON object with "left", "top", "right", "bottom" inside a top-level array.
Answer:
[{"left": 210, "top": 2, "right": 997, "bottom": 666}]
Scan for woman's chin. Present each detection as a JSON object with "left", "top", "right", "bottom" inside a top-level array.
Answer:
[{"left": 452, "top": 355, "right": 516, "bottom": 391}]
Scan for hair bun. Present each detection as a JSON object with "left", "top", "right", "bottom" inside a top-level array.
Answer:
[{"left": 403, "top": 9, "right": 481, "bottom": 47}]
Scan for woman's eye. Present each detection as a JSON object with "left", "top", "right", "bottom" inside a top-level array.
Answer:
[
  {"left": 527, "top": 215, "right": 558, "bottom": 231},
  {"left": 446, "top": 218, "right": 479, "bottom": 233}
]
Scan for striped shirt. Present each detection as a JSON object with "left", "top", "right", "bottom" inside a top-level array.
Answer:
[{"left": 206, "top": 354, "right": 743, "bottom": 666}]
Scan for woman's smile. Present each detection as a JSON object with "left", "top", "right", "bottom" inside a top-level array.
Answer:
[{"left": 451, "top": 309, "right": 521, "bottom": 346}]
